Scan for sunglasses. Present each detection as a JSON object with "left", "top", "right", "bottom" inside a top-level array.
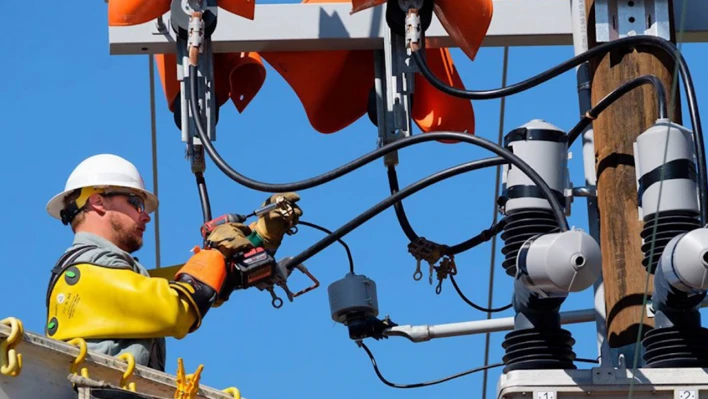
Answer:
[{"left": 102, "top": 192, "right": 146, "bottom": 214}]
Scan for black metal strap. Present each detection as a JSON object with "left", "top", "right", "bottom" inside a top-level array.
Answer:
[
  {"left": 45, "top": 245, "right": 98, "bottom": 307},
  {"left": 637, "top": 159, "right": 696, "bottom": 206},
  {"left": 504, "top": 128, "right": 567, "bottom": 147},
  {"left": 499, "top": 185, "right": 566, "bottom": 209}
]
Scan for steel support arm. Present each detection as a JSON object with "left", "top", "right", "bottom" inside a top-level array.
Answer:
[{"left": 107, "top": 0, "right": 708, "bottom": 55}]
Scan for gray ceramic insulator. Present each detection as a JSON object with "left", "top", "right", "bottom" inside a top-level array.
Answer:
[
  {"left": 516, "top": 229, "right": 602, "bottom": 296},
  {"left": 327, "top": 273, "right": 379, "bottom": 324},
  {"left": 660, "top": 227, "right": 708, "bottom": 292},
  {"left": 633, "top": 118, "right": 700, "bottom": 219},
  {"left": 502, "top": 119, "right": 570, "bottom": 213}
]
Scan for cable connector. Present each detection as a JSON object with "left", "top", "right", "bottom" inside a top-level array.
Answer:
[
  {"left": 407, "top": 237, "right": 448, "bottom": 284},
  {"left": 433, "top": 256, "right": 457, "bottom": 295},
  {"left": 405, "top": 8, "right": 422, "bottom": 52},
  {"left": 188, "top": 12, "right": 205, "bottom": 65}
]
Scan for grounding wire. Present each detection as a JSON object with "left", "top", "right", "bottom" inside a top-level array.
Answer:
[
  {"left": 358, "top": 344, "right": 599, "bottom": 390},
  {"left": 413, "top": 35, "right": 706, "bottom": 225},
  {"left": 449, "top": 275, "right": 512, "bottom": 312},
  {"left": 298, "top": 220, "right": 355, "bottom": 274},
  {"left": 358, "top": 341, "right": 504, "bottom": 389}
]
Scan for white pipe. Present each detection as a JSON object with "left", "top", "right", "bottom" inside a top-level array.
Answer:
[
  {"left": 385, "top": 308, "right": 595, "bottom": 342},
  {"left": 384, "top": 298, "right": 708, "bottom": 343}
]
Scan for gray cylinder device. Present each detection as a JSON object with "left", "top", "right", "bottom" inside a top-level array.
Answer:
[
  {"left": 516, "top": 229, "right": 602, "bottom": 295},
  {"left": 633, "top": 118, "right": 700, "bottom": 219},
  {"left": 659, "top": 227, "right": 708, "bottom": 292},
  {"left": 328, "top": 273, "right": 379, "bottom": 324},
  {"left": 501, "top": 119, "right": 570, "bottom": 213}
]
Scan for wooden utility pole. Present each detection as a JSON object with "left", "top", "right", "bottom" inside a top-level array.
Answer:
[{"left": 584, "top": 1, "right": 681, "bottom": 358}]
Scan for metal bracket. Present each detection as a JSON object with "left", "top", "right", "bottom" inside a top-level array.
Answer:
[
  {"left": 177, "top": 34, "right": 215, "bottom": 173},
  {"left": 591, "top": 354, "right": 631, "bottom": 384},
  {"left": 375, "top": 5, "right": 416, "bottom": 167},
  {"left": 595, "top": 0, "right": 671, "bottom": 42}
]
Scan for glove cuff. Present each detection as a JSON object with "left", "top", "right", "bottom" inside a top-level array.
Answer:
[
  {"left": 247, "top": 231, "right": 265, "bottom": 248},
  {"left": 172, "top": 248, "right": 225, "bottom": 331}
]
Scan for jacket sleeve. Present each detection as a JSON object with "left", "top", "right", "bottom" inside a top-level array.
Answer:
[{"left": 46, "top": 263, "right": 199, "bottom": 341}]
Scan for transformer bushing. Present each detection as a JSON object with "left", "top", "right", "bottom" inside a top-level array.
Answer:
[
  {"left": 642, "top": 227, "right": 708, "bottom": 368},
  {"left": 496, "top": 119, "right": 601, "bottom": 372},
  {"left": 634, "top": 119, "right": 702, "bottom": 273},
  {"left": 499, "top": 120, "right": 571, "bottom": 276},
  {"left": 502, "top": 230, "right": 602, "bottom": 372}
]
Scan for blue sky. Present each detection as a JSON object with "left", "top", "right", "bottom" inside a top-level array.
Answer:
[{"left": 4, "top": 1, "right": 708, "bottom": 399}]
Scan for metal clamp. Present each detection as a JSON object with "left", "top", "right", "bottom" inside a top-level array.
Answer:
[
  {"left": 374, "top": 3, "right": 417, "bottom": 167},
  {"left": 434, "top": 256, "right": 458, "bottom": 294},
  {"left": 595, "top": 0, "right": 671, "bottom": 42},
  {"left": 407, "top": 237, "right": 447, "bottom": 282},
  {"left": 187, "top": 13, "right": 206, "bottom": 53}
]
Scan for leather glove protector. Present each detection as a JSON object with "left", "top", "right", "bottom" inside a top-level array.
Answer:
[
  {"left": 251, "top": 192, "right": 303, "bottom": 251},
  {"left": 205, "top": 223, "right": 255, "bottom": 259}
]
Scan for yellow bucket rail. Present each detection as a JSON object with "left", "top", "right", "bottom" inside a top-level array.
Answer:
[{"left": 0, "top": 316, "right": 246, "bottom": 399}]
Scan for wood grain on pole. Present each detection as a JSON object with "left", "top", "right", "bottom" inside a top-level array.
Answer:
[{"left": 584, "top": 0, "right": 682, "bottom": 348}]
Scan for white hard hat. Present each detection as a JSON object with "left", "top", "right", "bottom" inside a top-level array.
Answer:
[{"left": 47, "top": 154, "right": 159, "bottom": 223}]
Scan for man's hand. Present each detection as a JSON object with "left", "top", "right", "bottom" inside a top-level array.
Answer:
[
  {"left": 251, "top": 192, "right": 303, "bottom": 251},
  {"left": 205, "top": 222, "right": 254, "bottom": 259}
]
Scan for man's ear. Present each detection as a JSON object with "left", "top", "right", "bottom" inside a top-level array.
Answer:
[{"left": 86, "top": 193, "right": 108, "bottom": 215}]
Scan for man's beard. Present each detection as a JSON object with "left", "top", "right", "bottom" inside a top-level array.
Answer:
[{"left": 109, "top": 213, "right": 143, "bottom": 253}]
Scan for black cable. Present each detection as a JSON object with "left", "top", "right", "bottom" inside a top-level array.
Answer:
[
  {"left": 387, "top": 165, "right": 505, "bottom": 255},
  {"left": 188, "top": 65, "right": 568, "bottom": 230},
  {"left": 413, "top": 35, "right": 706, "bottom": 224},
  {"left": 298, "top": 220, "right": 355, "bottom": 274},
  {"left": 449, "top": 274, "right": 512, "bottom": 313},
  {"left": 386, "top": 166, "right": 418, "bottom": 242},
  {"left": 358, "top": 341, "right": 504, "bottom": 389},
  {"left": 282, "top": 157, "right": 509, "bottom": 270},
  {"left": 575, "top": 357, "right": 600, "bottom": 364},
  {"left": 189, "top": 70, "right": 565, "bottom": 230},
  {"left": 448, "top": 220, "right": 506, "bottom": 255},
  {"left": 195, "top": 172, "right": 212, "bottom": 223},
  {"left": 567, "top": 75, "right": 668, "bottom": 144},
  {"left": 389, "top": 166, "right": 509, "bottom": 310}
]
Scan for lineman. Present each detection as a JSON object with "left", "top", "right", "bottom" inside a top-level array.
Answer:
[{"left": 44, "top": 153, "right": 302, "bottom": 371}]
